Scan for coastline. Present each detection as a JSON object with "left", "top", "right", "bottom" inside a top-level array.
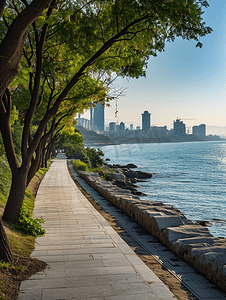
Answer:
[
  {"left": 71, "top": 165, "right": 226, "bottom": 293},
  {"left": 75, "top": 124, "right": 223, "bottom": 147}
]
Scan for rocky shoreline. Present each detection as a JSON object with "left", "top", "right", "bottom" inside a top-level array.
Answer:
[
  {"left": 100, "top": 162, "right": 153, "bottom": 196},
  {"left": 76, "top": 163, "right": 226, "bottom": 293}
]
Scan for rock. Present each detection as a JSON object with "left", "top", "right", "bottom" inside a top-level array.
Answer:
[
  {"left": 107, "top": 172, "right": 126, "bottom": 181},
  {"left": 113, "top": 179, "right": 129, "bottom": 188},
  {"left": 136, "top": 171, "right": 153, "bottom": 179},
  {"left": 112, "top": 164, "right": 126, "bottom": 168},
  {"left": 123, "top": 170, "right": 138, "bottom": 178},
  {"left": 112, "top": 179, "right": 147, "bottom": 196},
  {"left": 126, "top": 163, "right": 137, "bottom": 168},
  {"left": 105, "top": 158, "right": 110, "bottom": 161},
  {"left": 196, "top": 220, "right": 210, "bottom": 226}
]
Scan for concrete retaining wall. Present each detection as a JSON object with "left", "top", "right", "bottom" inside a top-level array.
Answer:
[{"left": 78, "top": 170, "right": 226, "bottom": 292}]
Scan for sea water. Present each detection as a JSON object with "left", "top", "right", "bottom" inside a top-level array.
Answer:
[{"left": 99, "top": 141, "right": 226, "bottom": 238}]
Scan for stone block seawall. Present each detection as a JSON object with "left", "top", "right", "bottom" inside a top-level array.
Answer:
[{"left": 77, "top": 171, "right": 226, "bottom": 292}]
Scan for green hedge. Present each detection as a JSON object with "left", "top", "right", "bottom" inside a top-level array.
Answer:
[{"left": 72, "top": 160, "right": 89, "bottom": 171}]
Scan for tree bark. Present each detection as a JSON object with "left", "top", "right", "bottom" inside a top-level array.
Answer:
[
  {"left": 2, "top": 168, "right": 28, "bottom": 224},
  {"left": 0, "top": 0, "right": 6, "bottom": 19},
  {"left": 0, "top": 218, "right": 13, "bottom": 262}
]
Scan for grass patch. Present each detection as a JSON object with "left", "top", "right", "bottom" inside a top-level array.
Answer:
[
  {"left": 4, "top": 225, "right": 35, "bottom": 257},
  {"left": 37, "top": 169, "right": 44, "bottom": 175}
]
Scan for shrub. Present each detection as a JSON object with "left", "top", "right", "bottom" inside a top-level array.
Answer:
[
  {"left": 72, "top": 160, "right": 89, "bottom": 171},
  {"left": 16, "top": 195, "right": 45, "bottom": 237},
  {"left": 85, "top": 147, "right": 104, "bottom": 168},
  {"left": 66, "top": 145, "right": 91, "bottom": 168}
]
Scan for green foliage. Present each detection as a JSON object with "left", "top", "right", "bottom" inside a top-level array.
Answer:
[
  {"left": 57, "top": 129, "right": 84, "bottom": 152},
  {"left": 17, "top": 209, "right": 45, "bottom": 237},
  {"left": 38, "top": 169, "right": 45, "bottom": 175},
  {"left": 16, "top": 195, "right": 45, "bottom": 237},
  {"left": 0, "top": 158, "right": 11, "bottom": 207},
  {"left": 101, "top": 172, "right": 111, "bottom": 181},
  {"left": 90, "top": 166, "right": 104, "bottom": 172},
  {"left": 72, "top": 160, "right": 89, "bottom": 171},
  {"left": 99, "top": 169, "right": 115, "bottom": 181},
  {"left": 66, "top": 144, "right": 91, "bottom": 168},
  {"left": 85, "top": 147, "right": 104, "bottom": 168}
]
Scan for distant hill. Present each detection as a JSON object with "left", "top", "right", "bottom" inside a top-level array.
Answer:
[
  {"left": 75, "top": 126, "right": 114, "bottom": 146},
  {"left": 207, "top": 126, "right": 226, "bottom": 137}
]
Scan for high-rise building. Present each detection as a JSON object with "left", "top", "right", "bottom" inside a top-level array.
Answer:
[
  {"left": 173, "top": 118, "right": 186, "bottom": 135},
  {"left": 192, "top": 125, "right": 199, "bottom": 136},
  {"left": 130, "top": 124, "right": 134, "bottom": 131},
  {"left": 142, "top": 111, "right": 151, "bottom": 130},
  {"left": 120, "top": 122, "right": 125, "bottom": 131},
  {"left": 92, "top": 103, "right": 105, "bottom": 132},
  {"left": 199, "top": 124, "right": 206, "bottom": 137},
  {"left": 109, "top": 122, "right": 116, "bottom": 132},
  {"left": 192, "top": 124, "right": 206, "bottom": 137}
]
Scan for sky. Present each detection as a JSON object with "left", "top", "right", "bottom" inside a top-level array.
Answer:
[{"left": 83, "top": 1, "right": 226, "bottom": 136}]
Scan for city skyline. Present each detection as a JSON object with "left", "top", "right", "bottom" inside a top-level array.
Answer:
[{"left": 82, "top": 1, "right": 226, "bottom": 136}]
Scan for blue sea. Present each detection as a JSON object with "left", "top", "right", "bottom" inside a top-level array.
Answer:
[{"left": 99, "top": 141, "right": 226, "bottom": 238}]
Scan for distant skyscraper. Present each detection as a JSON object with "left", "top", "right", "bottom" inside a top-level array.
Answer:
[
  {"left": 192, "top": 124, "right": 206, "bottom": 137},
  {"left": 142, "top": 111, "right": 151, "bottom": 130},
  {"left": 120, "top": 122, "right": 125, "bottom": 131},
  {"left": 109, "top": 122, "right": 116, "bottom": 132},
  {"left": 192, "top": 125, "right": 199, "bottom": 136},
  {"left": 199, "top": 124, "right": 206, "bottom": 137},
  {"left": 130, "top": 124, "right": 134, "bottom": 131},
  {"left": 92, "top": 103, "right": 105, "bottom": 132},
  {"left": 174, "top": 118, "right": 186, "bottom": 135},
  {"left": 90, "top": 106, "right": 93, "bottom": 130}
]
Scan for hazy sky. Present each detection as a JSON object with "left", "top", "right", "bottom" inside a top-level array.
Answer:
[{"left": 84, "top": 1, "right": 226, "bottom": 134}]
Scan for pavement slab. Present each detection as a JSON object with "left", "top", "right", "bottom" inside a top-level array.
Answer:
[{"left": 18, "top": 154, "right": 176, "bottom": 300}]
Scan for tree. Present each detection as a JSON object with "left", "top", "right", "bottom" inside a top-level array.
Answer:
[{"left": 0, "top": 0, "right": 212, "bottom": 226}]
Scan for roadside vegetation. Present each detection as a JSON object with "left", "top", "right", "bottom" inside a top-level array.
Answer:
[{"left": 0, "top": 122, "right": 50, "bottom": 299}]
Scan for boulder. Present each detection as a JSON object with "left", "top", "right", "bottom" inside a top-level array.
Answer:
[
  {"left": 107, "top": 172, "right": 126, "bottom": 181},
  {"left": 123, "top": 170, "right": 138, "bottom": 178},
  {"left": 136, "top": 171, "right": 153, "bottom": 179},
  {"left": 126, "top": 163, "right": 137, "bottom": 168}
]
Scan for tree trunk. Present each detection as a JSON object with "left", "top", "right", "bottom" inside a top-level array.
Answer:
[
  {"left": 0, "top": 0, "right": 6, "bottom": 19},
  {"left": 45, "top": 142, "right": 54, "bottom": 168},
  {"left": 0, "top": 218, "right": 13, "bottom": 262},
  {"left": 40, "top": 142, "right": 46, "bottom": 168},
  {"left": 2, "top": 168, "right": 28, "bottom": 224}
]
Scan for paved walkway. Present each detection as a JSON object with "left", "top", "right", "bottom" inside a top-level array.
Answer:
[{"left": 18, "top": 154, "right": 176, "bottom": 300}]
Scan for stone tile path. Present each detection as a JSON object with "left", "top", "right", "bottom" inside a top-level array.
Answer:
[
  {"left": 18, "top": 154, "right": 176, "bottom": 300},
  {"left": 67, "top": 161, "right": 226, "bottom": 300}
]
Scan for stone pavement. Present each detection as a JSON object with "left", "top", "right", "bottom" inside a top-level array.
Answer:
[{"left": 18, "top": 154, "right": 176, "bottom": 300}]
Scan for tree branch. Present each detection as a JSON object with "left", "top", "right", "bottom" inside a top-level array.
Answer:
[
  {"left": 0, "top": 0, "right": 52, "bottom": 98},
  {"left": 0, "top": 0, "right": 6, "bottom": 19}
]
